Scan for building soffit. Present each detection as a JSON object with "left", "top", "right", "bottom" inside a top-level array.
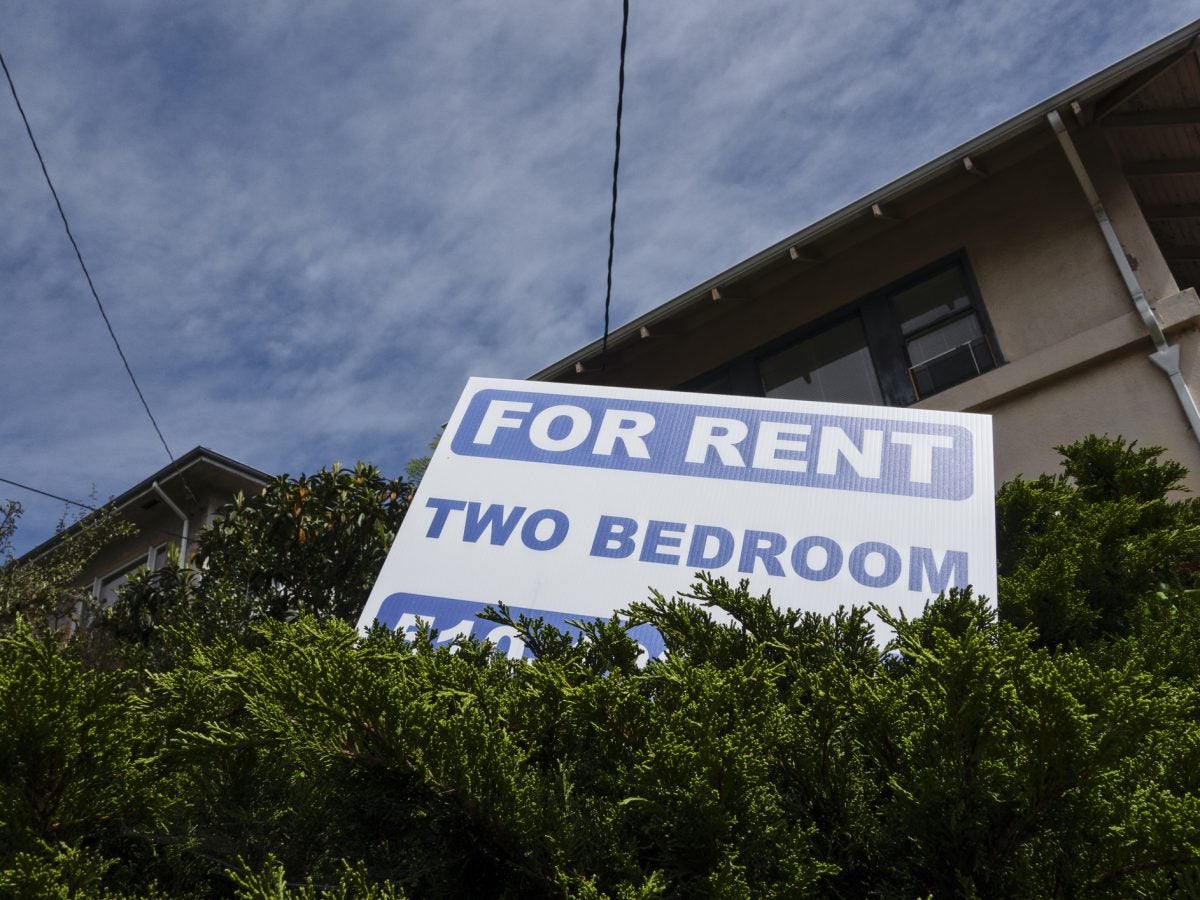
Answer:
[
  {"left": 531, "top": 18, "right": 1200, "bottom": 384},
  {"left": 17, "top": 447, "right": 271, "bottom": 565},
  {"left": 1098, "top": 42, "right": 1200, "bottom": 295}
]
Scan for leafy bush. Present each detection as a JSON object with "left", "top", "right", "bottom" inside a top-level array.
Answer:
[
  {"left": 0, "top": 437, "right": 1197, "bottom": 897},
  {"left": 997, "top": 436, "right": 1200, "bottom": 646}
]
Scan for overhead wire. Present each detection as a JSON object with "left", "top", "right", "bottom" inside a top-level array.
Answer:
[
  {"left": 600, "top": 0, "right": 630, "bottom": 372},
  {"left": 0, "top": 49, "right": 197, "bottom": 507},
  {"left": 0, "top": 476, "right": 97, "bottom": 511},
  {"left": 0, "top": 475, "right": 191, "bottom": 547}
]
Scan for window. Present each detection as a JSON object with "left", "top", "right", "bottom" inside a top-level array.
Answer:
[
  {"left": 690, "top": 369, "right": 733, "bottom": 396},
  {"left": 759, "top": 315, "right": 883, "bottom": 404},
  {"left": 682, "top": 253, "right": 999, "bottom": 407},
  {"left": 96, "top": 543, "right": 169, "bottom": 605},
  {"left": 891, "top": 266, "right": 996, "bottom": 399}
]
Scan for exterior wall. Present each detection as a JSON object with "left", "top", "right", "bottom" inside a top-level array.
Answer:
[
  {"left": 606, "top": 136, "right": 1150, "bottom": 389},
  {"left": 49, "top": 459, "right": 269, "bottom": 599},
  {"left": 587, "top": 142, "right": 1051, "bottom": 387},
  {"left": 965, "top": 141, "right": 1131, "bottom": 361},
  {"left": 583, "top": 120, "right": 1200, "bottom": 489},
  {"left": 83, "top": 503, "right": 208, "bottom": 594},
  {"left": 984, "top": 331, "right": 1200, "bottom": 488},
  {"left": 1075, "top": 127, "right": 1179, "bottom": 303},
  {"left": 915, "top": 126, "right": 1200, "bottom": 490}
]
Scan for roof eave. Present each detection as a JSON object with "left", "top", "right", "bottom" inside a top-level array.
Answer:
[
  {"left": 530, "top": 18, "right": 1200, "bottom": 383},
  {"left": 14, "top": 447, "right": 271, "bottom": 565}
]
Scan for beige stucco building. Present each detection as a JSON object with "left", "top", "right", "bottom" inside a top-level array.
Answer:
[
  {"left": 534, "top": 21, "right": 1200, "bottom": 490},
  {"left": 22, "top": 446, "right": 269, "bottom": 606}
]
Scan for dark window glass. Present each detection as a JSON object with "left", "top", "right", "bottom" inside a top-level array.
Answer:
[
  {"left": 892, "top": 266, "right": 996, "bottom": 399},
  {"left": 759, "top": 316, "right": 883, "bottom": 405},
  {"left": 677, "top": 254, "right": 999, "bottom": 407},
  {"left": 908, "top": 332, "right": 994, "bottom": 398},
  {"left": 96, "top": 544, "right": 169, "bottom": 605},
  {"left": 690, "top": 370, "right": 733, "bottom": 395},
  {"left": 893, "top": 268, "right": 973, "bottom": 335}
]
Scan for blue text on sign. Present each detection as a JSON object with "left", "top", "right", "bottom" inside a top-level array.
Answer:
[
  {"left": 421, "top": 497, "right": 968, "bottom": 595},
  {"left": 451, "top": 389, "right": 974, "bottom": 500}
]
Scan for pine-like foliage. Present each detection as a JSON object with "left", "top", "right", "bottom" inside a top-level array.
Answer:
[
  {"left": 997, "top": 436, "right": 1200, "bottom": 645},
  {"left": 92, "top": 462, "right": 409, "bottom": 662},
  {"left": 0, "top": 437, "right": 1197, "bottom": 897},
  {"left": 0, "top": 502, "right": 133, "bottom": 635}
]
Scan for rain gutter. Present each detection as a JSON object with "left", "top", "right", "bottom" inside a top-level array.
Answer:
[
  {"left": 151, "top": 481, "right": 189, "bottom": 564},
  {"left": 1048, "top": 109, "right": 1200, "bottom": 444}
]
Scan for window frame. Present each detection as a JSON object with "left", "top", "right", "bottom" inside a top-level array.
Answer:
[
  {"left": 757, "top": 308, "right": 886, "bottom": 405},
  {"left": 680, "top": 250, "right": 1002, "bottom": 406},
  {"left": 92, "top": 542, "right": 170, "bottom": 605}
]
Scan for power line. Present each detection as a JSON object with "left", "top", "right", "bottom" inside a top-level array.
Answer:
[
  {"left": 0, "top": 476, "right": 191, "bottom": 546},
  {"left": 0, "top": 476, "right": 97, "bottom": 511},
  {"left": 0, "top": 49, "right": 184, "bottom": 477},
  {"left": 600, "top": 0, "right": 630, "bottom": 371}
]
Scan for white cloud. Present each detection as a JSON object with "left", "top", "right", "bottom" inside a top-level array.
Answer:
[{"left": 2, "top": 0, "right": 1198, "bottom": 553}]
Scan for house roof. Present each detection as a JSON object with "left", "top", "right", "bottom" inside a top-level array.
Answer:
[
  {"left": 531, "top": 17, "right": 1200, "bottom": 384},
  {"left": 17, "top": 446, "right": 271, "bottom": 564}
]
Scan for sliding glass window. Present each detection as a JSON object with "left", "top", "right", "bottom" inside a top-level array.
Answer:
[
  {"left": 891, "top": 266, "right": 996, "bottom": 399},
  {"left": 759, "top": 315, "right": 883, "bottom": 405},
  {"left": 681, "top": 252, "right": 1001, "bottom": 407}
]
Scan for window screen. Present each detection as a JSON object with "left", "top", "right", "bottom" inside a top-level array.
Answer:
[{"left": 892, "top": 266, "right": 995, "bottom": 398}]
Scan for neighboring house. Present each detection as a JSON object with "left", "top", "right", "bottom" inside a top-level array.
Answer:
[
  {"left": 533, "top": 21, "right": 1200, "bottom": 490},
  {"left": 21, "top": 446, "right": 270, "bottom": 604}
]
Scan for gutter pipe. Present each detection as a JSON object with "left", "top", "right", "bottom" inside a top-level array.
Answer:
[
  {"left": 1047, "top": 110, "right": 1200, "bottom": 445},
  {"left": 151, "top": 481, "right": 188, "bottom": 564}
]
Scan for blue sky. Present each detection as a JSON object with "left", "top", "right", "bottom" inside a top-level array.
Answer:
[{"left": 2, "top": 1, "right": 1197, "bottom": 555}]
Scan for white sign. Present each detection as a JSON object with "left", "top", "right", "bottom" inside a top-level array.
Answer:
[{"left": 357, "top": 377, "right": 996, "bottom": 657}]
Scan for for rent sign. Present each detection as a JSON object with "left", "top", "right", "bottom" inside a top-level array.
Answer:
[{"left": 356, "top": 377, "right": 996, "bottom": 659}]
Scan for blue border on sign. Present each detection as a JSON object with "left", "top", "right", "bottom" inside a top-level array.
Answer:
[
  {"left": 372, "top": 592, "right": 667, "bottom": 661},
  {"left": 451, "top": 388, "right": 973, "bottom": 500}
]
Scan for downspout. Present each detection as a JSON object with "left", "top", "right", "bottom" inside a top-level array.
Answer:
[
  {"left": 152, "top": 481, "right": 188, "bottom": 564},
  {"left": 1048, "top": 110, "right": 1200, "bottom": 444}
]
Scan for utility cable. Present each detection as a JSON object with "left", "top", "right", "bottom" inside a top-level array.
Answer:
[
  {"left": 0, "top": 476, "right": 191, "bottom": 547},
  {"left": 0, "top": 476, "right": 97, "bottom": 511},
  {"left": 0, "top": 50, "right": 193, "bottom": 504},
  {"left": 600, "top": 0, "right": 630, "bottom": 371}
]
